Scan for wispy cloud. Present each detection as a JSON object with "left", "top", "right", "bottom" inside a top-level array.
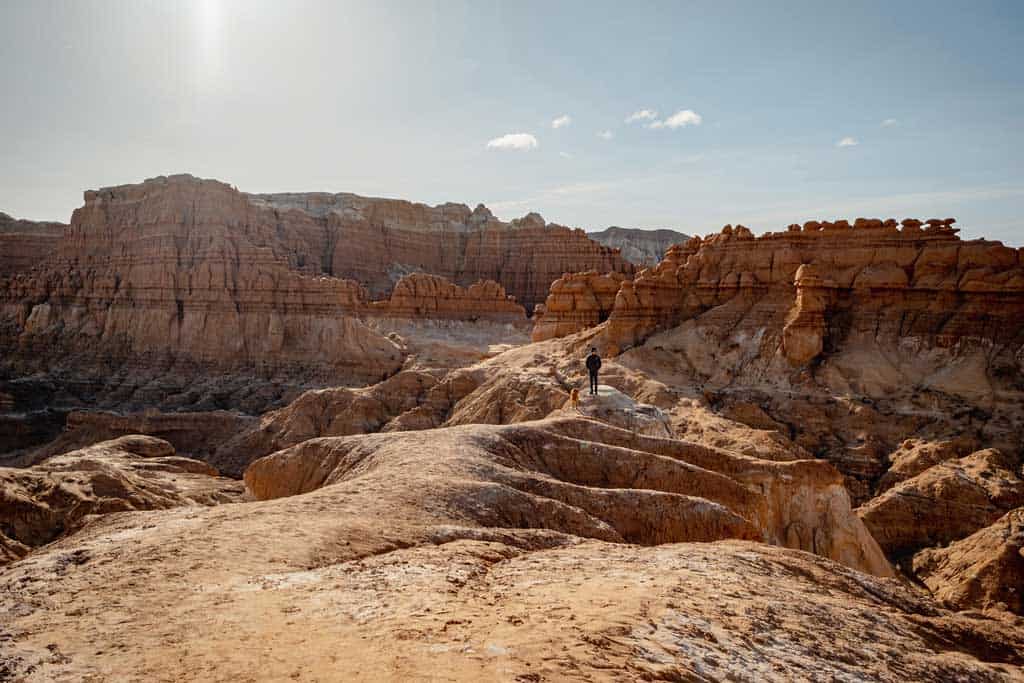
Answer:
[
  {"left": 597, "top": 130, "right": 614, "bottom": 140},
  {"left": 647, "top": 109, "right": 703, "bottom": 130},
  {"left": 486, "top": 133, "right": 539, "bottom": 151},
  {"left": 551, "top": 114, "right": 572, "bottom": 129},
  {"left": 625, "top": 109, "right": 658, "bottom": 124},
  {"left": 558, "top": 151, "right": 573, "bottom": 159},
  {"left": 836, "top": 136, "right": 858, "bottom": 147},
  {"left": 881, "top": 118, "right": 898, "bottom": 127}
]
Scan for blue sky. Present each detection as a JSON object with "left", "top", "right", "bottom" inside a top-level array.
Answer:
[{"left": 2, "top": 1, "right": 1022, "bottom": 244}]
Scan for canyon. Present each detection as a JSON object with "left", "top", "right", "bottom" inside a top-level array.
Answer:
[{"left": 0, "top": 177, "right": 1022, "bottom": 681}]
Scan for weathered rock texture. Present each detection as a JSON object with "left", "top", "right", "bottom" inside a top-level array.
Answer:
[
  {"left": 0, "top": 175, "right": 628, "bottom": 417},
  {"left": 2, "top": 417, "right": 1021, "bottom": 680},
  {"left": 857, "top": 448, "right": 1024, "bottom": 557},
  {"left": 368, "top": 273, "right": 524, "bottom": 320},
  {"left": 0, "top": 212, "right": 64, "bottom": 278},
  {"left": 535, "top": 220, "right": 1024, "bottom": 365},
  {"left": 912, "top": 508, "right": 1024, "bottom": 614},
  {"left": 534, "top": 218, "right": 1024, "bottom": 506},
  {"left": 246, "top": 188, "right": 632, "bottom": 308},
  {"left": 246, "top": 417, "right": 891, "bottom": 575},
  {"left": 531, "top": 271, "right": 626, "bottom": 342},
  {"left": 587, "top": 226, "right": 690, "bottom": 266},
  {"left": 212, "top": 368, "right": 482, "bottom": 476},
  {"left": 0, "top": 435, "right": 242, "bottom": 565},
  {"left": 14, "top": 409, "right": 256, "bottom": 469}
]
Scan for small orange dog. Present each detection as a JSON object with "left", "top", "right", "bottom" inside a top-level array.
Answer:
[{"left": 569, "top": 387, "right": 581, "bottom": 410}]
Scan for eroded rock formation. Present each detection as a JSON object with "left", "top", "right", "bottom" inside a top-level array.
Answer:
[
  {"left": 856, "top": 448, "right": 1024, "bottom": 557},
  {"left": 587, "top": 226, "right": 690, "bottom": 266},
  {"left": 0, "top": 212, "right": 64, "bottom": 278},
  {"left": 531, "top": 271, "right": 626, "bottom": 342},
  {"left": 0, "top": 435, "right": 242, "bottom": 565},
  {"left": 912, "top": 508, "right": 1024, "bottom": 614},
  {"left": 369, "top": 273, "right": 524, "bottom": 320},
  {"left": 0, "top": 175, "right": 629, "bottom": 418},
  {"left": 534, "top": 219, "right": 1024, "bottom": 367},
  {"left": 245, "top": 416, "right": 891, "bottom": 575},
  {"left": 5, "top": 411, "right": 1023, "bottom": 680},
  {"left": 245, "top": 186, "right": 633, "bottom": 308}
]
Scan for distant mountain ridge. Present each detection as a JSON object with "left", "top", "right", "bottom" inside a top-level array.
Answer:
[{"left": 588, "top": 226, "right": 690, "bottom": 266}]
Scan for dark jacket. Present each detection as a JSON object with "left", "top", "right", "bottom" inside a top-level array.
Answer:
[{"left": 585, "top": 353, "right": 601, "bottom": 374}]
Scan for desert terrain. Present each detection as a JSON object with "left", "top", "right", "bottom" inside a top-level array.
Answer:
[{"left": 1, "top": 174, "right": 1022, "bottom": 681}]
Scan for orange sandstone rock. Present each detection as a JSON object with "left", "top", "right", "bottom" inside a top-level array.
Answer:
[
  {"left": 531, "top": 217, "right": 1024, "bottom": 367},
  {"left": 530, "top": 271, "right": 627, "bottom": 342},
  {"left": 0, "top": 212, "right": 64, "bottom": 277},
  {"left": 0, "top": 176, "right": 570, "bottom": 390}
]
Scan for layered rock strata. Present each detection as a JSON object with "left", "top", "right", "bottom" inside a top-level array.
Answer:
[
  {"left": 588, "top": 226, "right": 690, "bottom": 266},
  {"left": 368, "top": 272, "right": 524, "bottom": 321},
  {"left": 0, "top": 175, "right": 626, "bottom": 406},
  {"left": 531, "top": 271, "right": 626, "bottom": 342},
  {"left": 912, "top": 508, "right": 1024, "bottom": 614},
  {"left": 246, "top": 186, "right": 633, "bottom": 308},
  {"left": 245, "top": 416, "right": 891, "bottom": 576},
  {"left": 0, "top": 212, "right": 65, "bottom": 278},
  {"left": 533, "top": 219, "right": 1024, "bottom": 367},
  {"left": 0, "top": 435, "right": 242, "bottom": 565},
  {"left": 857, "top": 448, "right": 1024, "bottom": 557}
]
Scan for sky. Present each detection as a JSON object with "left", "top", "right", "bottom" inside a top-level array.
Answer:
[{"left": 1, "top": 1, "right": 1023, "bottom": 245}]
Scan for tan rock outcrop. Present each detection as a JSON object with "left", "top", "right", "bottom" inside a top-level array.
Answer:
[
  {"left": 912, "top": 508, "right": 1024, "bottom": 614},
  {"left": 530, "top": 271, "right": 626, "bottom": 342},
  {"left": 0, "top": 435, "right": 242, "bottom": 565},
  {"left": 369, "top": 273, "right": 525, "bottom": 320},
  {"left": 245, "top": 416, "right": 891, "bottom": 576},
  {"left": 782, "top": 263, "right": 830, "bottom": 365},
  {"left": 4, "top": 408, "right": 1023, "bottom": 679},
  {"left": 20, "top": 409, "right": 257, "bottom": 468},
  {"left": 877, "top": 436, "right": 981, "bottom": 492},
  {"left": 213, "top": 369, "right": 482, "bottom": 476},
  {"left": 857, "top": 448, "right": 1024, "bottom": 556},
  {"left": 246, "top": 189, "right": 632, "bottom": 308}
]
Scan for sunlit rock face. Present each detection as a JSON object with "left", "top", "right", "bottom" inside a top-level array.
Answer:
[
  {"left": 531, "top": 219, "right": 1024, "bottom": 509},
  {"left": 533, "top": 219, "right": 1024, "bottom": 369},
  {"left": 0, "top": 175, "right": 631, "bottom": 404}
]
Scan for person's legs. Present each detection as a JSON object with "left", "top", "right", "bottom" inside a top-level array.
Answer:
[{"left": 590, "top": 372, "right": 598, "bottom": 395}]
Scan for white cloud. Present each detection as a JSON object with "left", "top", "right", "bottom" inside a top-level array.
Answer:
[
  {"left": 881, "top": 118, "right": 898, "bottom": 127},
  {"left": 648, "top": 109, "right": 703, "bottom": 129},
  {"left": 551, "top": 114, "right": 572, "bottom": 129},
  {"left": 836, "top": 136, "right": 858, "bottom": 147},
  {"left": 486, "top": 133, "right": 539, "bottom": 151},
  {"left": 559, "top": 151, "right": 573, "bottom": 159},
  {"left": 625, "top": 109, "right": 658, "bottom": 124},
  {"left": 597, "top": 130, "right": 614, "bottom": 140}
]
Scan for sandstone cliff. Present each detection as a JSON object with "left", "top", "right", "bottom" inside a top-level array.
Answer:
[
  {"left": 536, "top": 220, "right": 1024, "bottom": 362},
  {"left": 0, "top": 175, "right": 625, "bottom": 415},
  {"left": 247, "top": 187, "right": 632, "bottom": 309},
  {"left": 587, "top": 226, "right": 690, "bottom": 266},
  {"left": 0, "top": 212, "right": 65, "bottom": 278}
]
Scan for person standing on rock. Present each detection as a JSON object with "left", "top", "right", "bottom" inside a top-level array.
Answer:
[{"left": 585, "top": 347, "right": 602, "bottom": 396}]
